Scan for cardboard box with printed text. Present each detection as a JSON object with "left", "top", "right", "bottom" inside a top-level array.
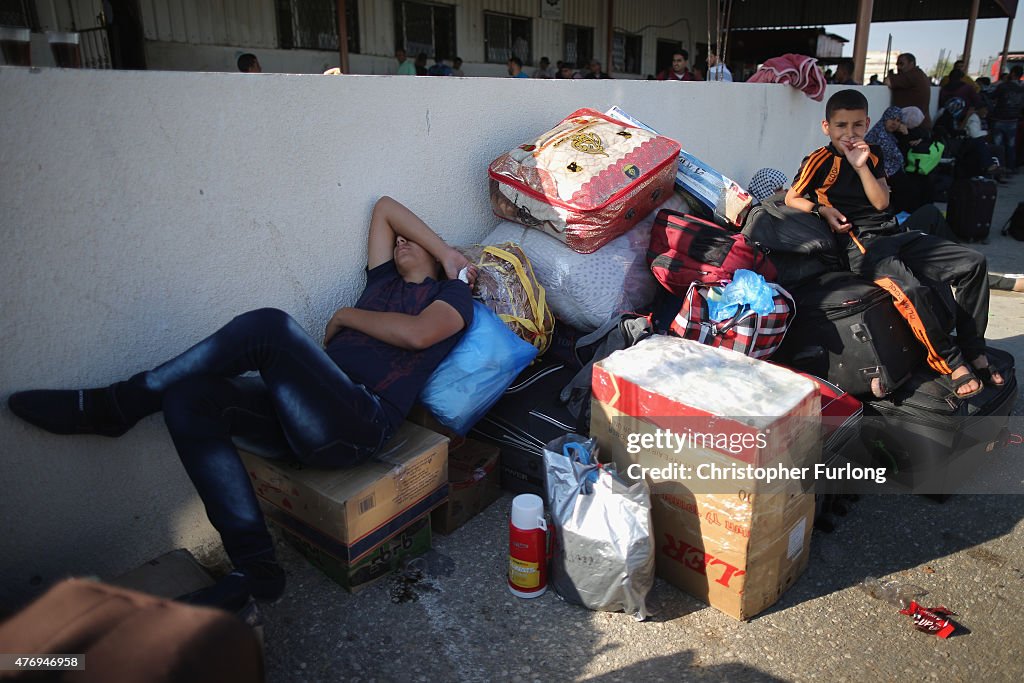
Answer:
[
  {"left": 588, "top": 337, "right": 820, "bottom": 620},
  {"left": 275, "top": 513, "right": 433, "bottom": 593},
  {"left": 239, "top": 421, "right": 448, "bottom": 559}
]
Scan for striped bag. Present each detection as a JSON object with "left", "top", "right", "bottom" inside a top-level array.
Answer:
[{"left": 669, "top": 281, "right": 795, "bottom": 359}]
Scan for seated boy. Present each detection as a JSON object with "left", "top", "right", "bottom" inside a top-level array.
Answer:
[
  {"left": 785, "top": 89, "right": 1004, "bottom": 398},
  {"left": 8, "top": 197, "right": 476, "bottom": 609}
]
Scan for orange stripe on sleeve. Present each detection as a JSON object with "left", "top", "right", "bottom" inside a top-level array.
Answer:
[
  {"left": 792, "top": 148, "right": 830, "bottom": 194},
  {"left": 873, "top": 276, "right": 953, "bottom": 375}
]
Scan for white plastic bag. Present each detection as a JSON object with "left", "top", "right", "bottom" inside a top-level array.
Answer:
[{"left": 543, "top": 434, "right": 655, "bottom": 620}]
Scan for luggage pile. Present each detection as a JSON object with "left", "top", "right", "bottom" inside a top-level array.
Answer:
[
  {"left": 418, "top": 106, "right": 1016, "bottom": 622},
  {"left": 462, "top": 107, "right": 837, "bottom": 621}
]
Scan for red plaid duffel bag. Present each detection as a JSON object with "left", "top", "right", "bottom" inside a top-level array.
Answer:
[
  {"left": 669, "top": 280, "right": 795, "bottom": 359},
  {"left": 648, "top": 210, "right": 776, "bottom": 296}
]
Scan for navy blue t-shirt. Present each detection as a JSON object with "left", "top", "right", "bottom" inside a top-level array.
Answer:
[{"left": 326, "top": 260, "right": 473, "bottom": 431}]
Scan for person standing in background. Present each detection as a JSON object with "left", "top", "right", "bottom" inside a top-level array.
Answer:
[
  {"left": 939, "top": 60, "right": 979, "bottom": 91},
  {"left": 532, "top": 57, "right": 555, "bottom": 78},
  {"left": 657, "top": 50, "right": 697, "bottom": 81},
  {"left": 237, "top": 53, "right": 261, "bottom": 73},
  {"left": 583, "top": 59, "right": 611, "bottom": 79},
  {"left": 414, "top": 52, "right": 428, "bottom": 76},
  {"left": 507, "top": 56, "right": 529, "bottom": 78},
  {"left": 990, "top": 65, "right": 1024, "bottom": 172},
  {"left": 395, "top": 48, "right": 415, "bottom": 75},
  {"left": 885, "top": 53, "right": 933, "bottom": 129},
  {"left": 706, "top": 46, "right": 732, "bottom": 82},
  {"left": 833, "top": 59, "right": 858, "bottom": 85}
]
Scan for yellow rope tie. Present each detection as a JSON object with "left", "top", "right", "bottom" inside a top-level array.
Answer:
[{"left": 480, "top": 245, "right": 551, "bottom": 353}]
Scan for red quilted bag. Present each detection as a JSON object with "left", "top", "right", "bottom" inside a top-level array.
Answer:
[{"left": 648, "top": 209, "right": 775, "bottom": 296}]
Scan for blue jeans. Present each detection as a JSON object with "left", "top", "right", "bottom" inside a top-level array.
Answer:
[
  {"left": 991, "top": 119, "right": 1018, "bottom": 169},
  {"left": 120, "top": 308, "right": 392, "bottom": 566}
]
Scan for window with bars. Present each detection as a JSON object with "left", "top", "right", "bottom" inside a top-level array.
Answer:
[
  {"left": 0, "top": 0, "right": 39, "bottom": 29},
  {"left": 394, "top": 0, "right": 456, "bottom": 61},
  {"left": 483, "top": 11, "right": 531, "bottom": 65},
  {"left": 612, "top": 31, "right": 641, "bottom": 74},
  {"left": 275, "top": 0, "right": 359, "bottom": 53},
  {"left": 563, "top": 24, "right": 593, "bottom": 70}
]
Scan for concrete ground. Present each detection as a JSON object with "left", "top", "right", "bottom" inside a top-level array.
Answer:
[{"left": 259, "top": 179, "right": 1024, "bottom": 683}]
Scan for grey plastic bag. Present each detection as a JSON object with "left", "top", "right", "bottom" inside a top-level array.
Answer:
[{"left": 543, "top": 434, "right": 655, "bottom": 621}]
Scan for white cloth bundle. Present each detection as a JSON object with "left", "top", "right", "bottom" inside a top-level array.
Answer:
[{"left": 483, "top": 193, "right": 686, "bottom": 331}]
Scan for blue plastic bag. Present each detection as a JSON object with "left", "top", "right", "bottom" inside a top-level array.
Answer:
[
  {"left": 707, "top": 269, "right": 776, "bottom": 322},
  {"left": 419, "top": 301, "right": 539, "bottom": 435}
]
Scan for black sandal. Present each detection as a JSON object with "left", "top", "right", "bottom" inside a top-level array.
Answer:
[
  {"left": 939, "top": 369, "right": 984, "bottom": 400},
  {"left": 973, "top": 365, "right": 1006, "bottom": 388}
]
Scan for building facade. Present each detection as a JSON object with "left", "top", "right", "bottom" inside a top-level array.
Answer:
[{"left": 9, "top": 0, "right": 708, "bottom": 78}]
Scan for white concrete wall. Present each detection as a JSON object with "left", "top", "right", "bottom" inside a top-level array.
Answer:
[{"left": 0, "top": 66, "right": 894, "bottom": 606}]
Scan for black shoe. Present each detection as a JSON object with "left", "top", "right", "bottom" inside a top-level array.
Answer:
[
  {"left": 8, "top": 386, "right": 134, "bottom": 437},
  {"left": 178, "top": 561, "right": 286, "bottom": 612}
]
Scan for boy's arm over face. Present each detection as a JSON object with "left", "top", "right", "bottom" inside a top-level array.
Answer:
[{"left": 367, "top": 196, "right": 477, "bottom": 283}]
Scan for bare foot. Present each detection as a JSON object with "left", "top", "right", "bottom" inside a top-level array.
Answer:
[
  {"left": 950, "top": 365, "right": 982, "bottom": 396},
  {"left": 870, "top": 377, "right": 888, "bottom": 398}
]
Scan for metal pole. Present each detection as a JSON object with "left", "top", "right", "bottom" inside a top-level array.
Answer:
[
  {"left": 722, "top": 0, "right": 733, "bottom": 63},
  {"left": 852, "top": 0, "right": 873, "bottom": 84},
  {"left": 963, "top": 0, "right": 980, "bottom": 72},
  {"left": 337, "top": 0, "right": 349, "bottom": 74},
  {"left": 606, "top": 0, "right": 614, "bottom": 75},
  {"left": 1000, "top": 15, "right": 1015, "bottom": 77},
  {"left": 883, "top": 33, "right": 892, "bottom": 80}
]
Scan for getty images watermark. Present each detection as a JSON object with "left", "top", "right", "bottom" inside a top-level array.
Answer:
[
  {"left": 624, "top": 428, "right": 885, "bottom": 484},
  {"left": 606, "top": 418, "right": 1024, "bottom": 495},
  {"left": 624, "top": 461, "right": 887, "bottom": 485}
]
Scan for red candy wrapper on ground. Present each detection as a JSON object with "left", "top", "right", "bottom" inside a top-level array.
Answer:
[{"left": 899, "top": 601, "right": 958, "bottom": 638}]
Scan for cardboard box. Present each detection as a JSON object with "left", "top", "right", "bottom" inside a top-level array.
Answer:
[
  {"left": 589, "top": 337, "right": 820, "bottom": 620},
  {"left": 110, "top": 549, "right": 214, "bottom": 599},
  {"left": 432, "top": 438, "right": 502, "bottom": 535},
  {"left": 275, "top": 513, "right": 433, "bottom": 593},
  {"left": 240, "top": 421, "right": 448, "bottom": 558}
]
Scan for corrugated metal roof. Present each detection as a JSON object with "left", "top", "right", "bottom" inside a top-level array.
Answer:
[{"left": 728, "top": 0, "right": 1017, "bottom": 30}]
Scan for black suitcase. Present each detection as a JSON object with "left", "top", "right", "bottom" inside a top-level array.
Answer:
[
  {"left": 469, "top": 361, "right": 576, "bottom": 499},
  {"left": 774, "top": 272, "right": 922, "bottom": 398},
  {"left": 946, "top": 176, "right": 997, "bottom": 242},
  {"left": 858, "top": 347, "right": 1018, "bottom": 494}
]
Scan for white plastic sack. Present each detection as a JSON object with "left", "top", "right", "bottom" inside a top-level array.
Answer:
[
  {"left": 544, "top": 434, "right": 655, "bottom": 620},
  {"left": 483, "top": 193, "right": 686, "bottom": 332}
]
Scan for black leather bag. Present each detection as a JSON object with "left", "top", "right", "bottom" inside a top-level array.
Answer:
[{"left": 741, "top": 192, "right": 846, "bottom": 287}]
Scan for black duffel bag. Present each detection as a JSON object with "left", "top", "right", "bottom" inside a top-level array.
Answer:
[{"left": 741, "top": 191, "right": 846, "bottom": 287}]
